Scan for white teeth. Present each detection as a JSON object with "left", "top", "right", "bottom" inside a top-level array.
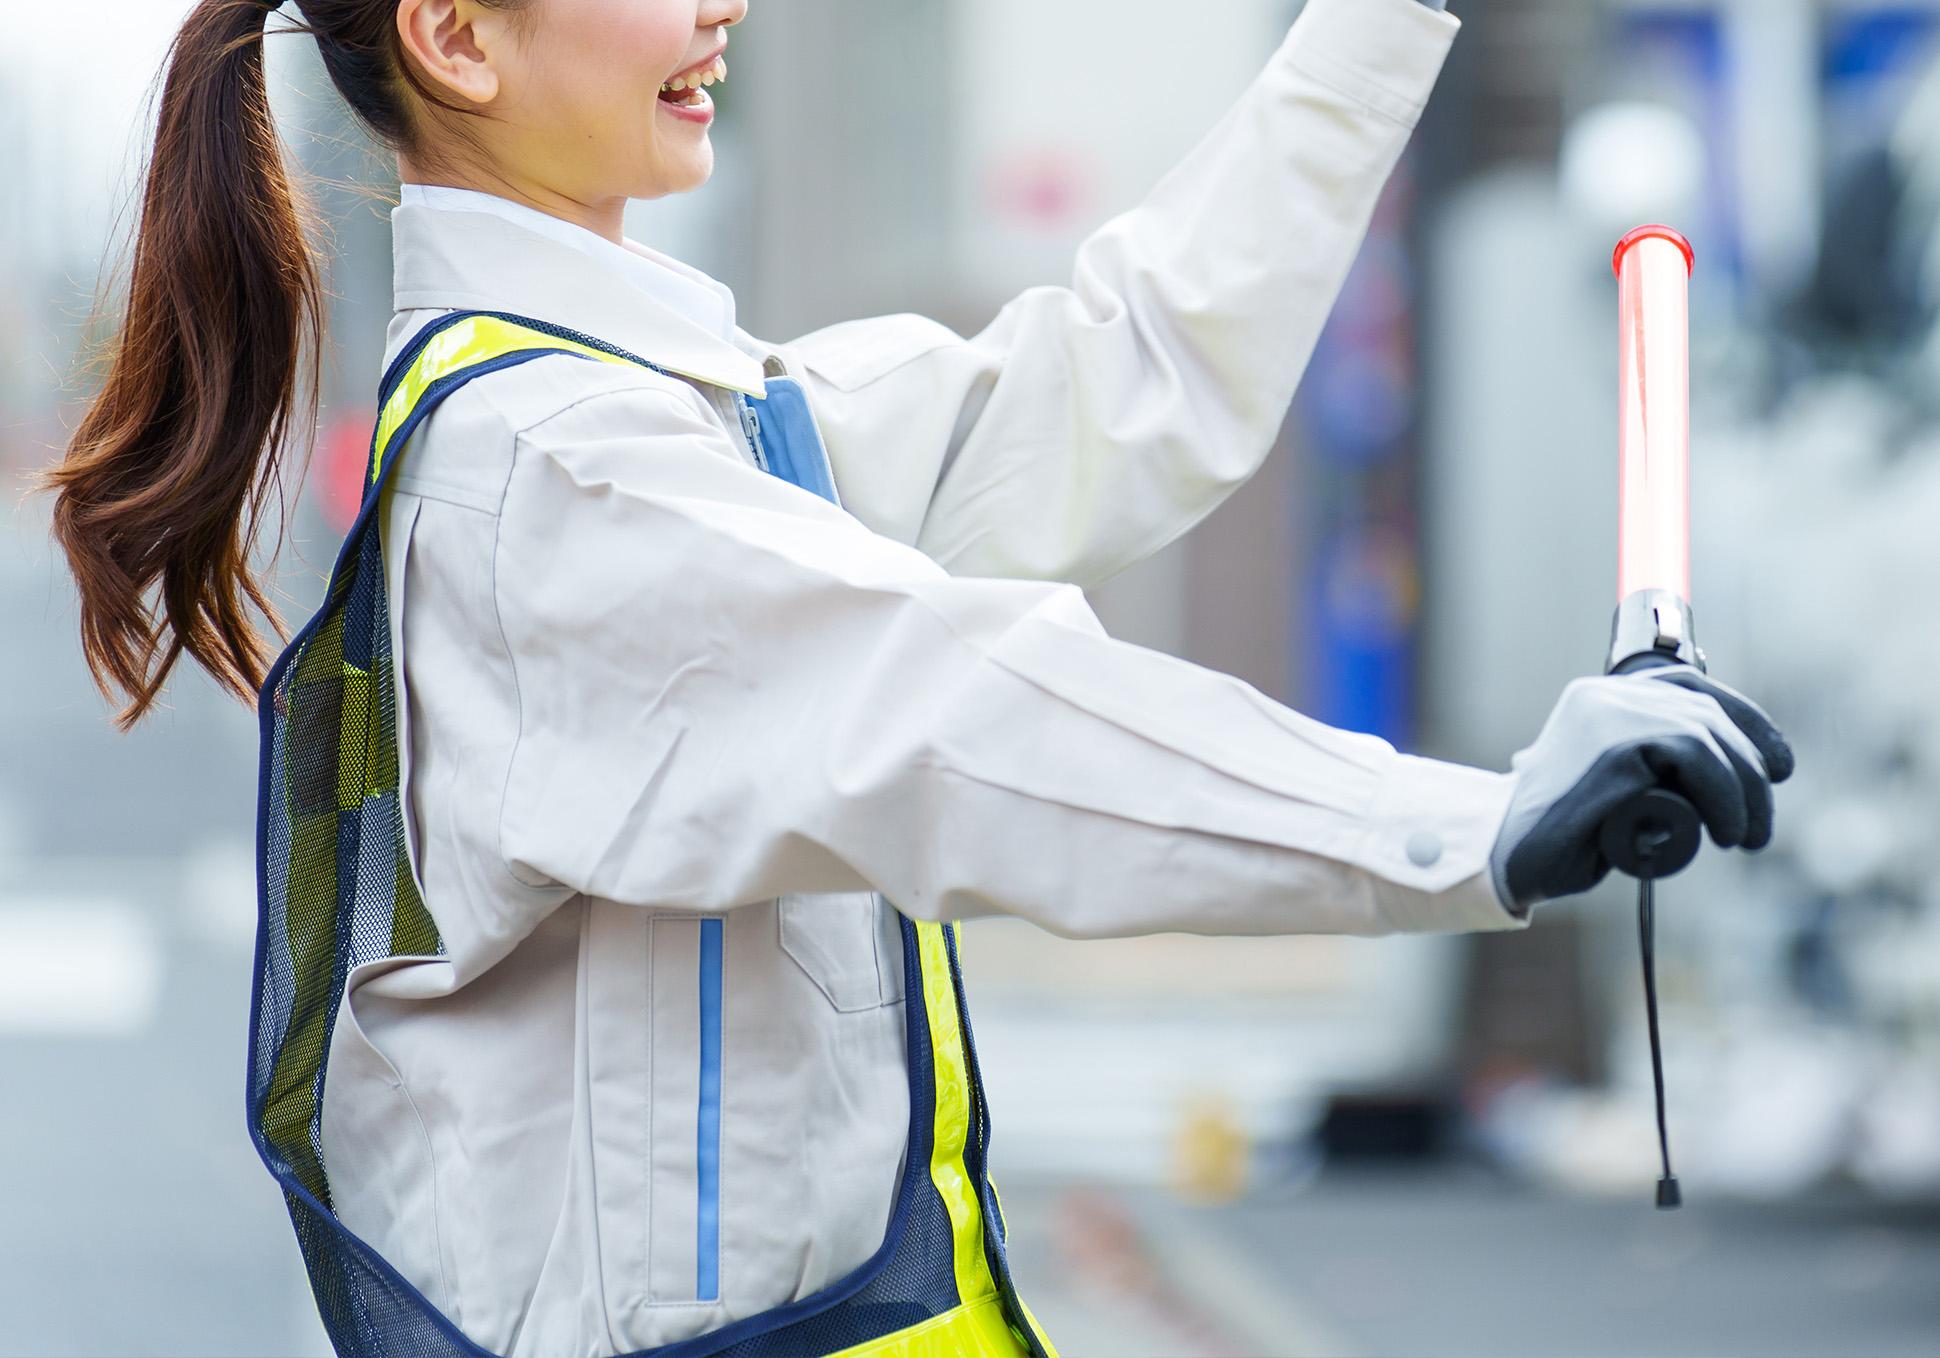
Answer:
[{"left": 663, "top": 57, "right": 726, "bottom": 93}]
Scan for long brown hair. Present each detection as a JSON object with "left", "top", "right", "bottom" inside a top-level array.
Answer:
[{"left": 33, "top": 0, "right": 525, "bottom": 731}]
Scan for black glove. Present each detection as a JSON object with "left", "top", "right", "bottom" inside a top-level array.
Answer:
[{"left": 1487, "top": 663, "right": 1796, "bottom": 913}]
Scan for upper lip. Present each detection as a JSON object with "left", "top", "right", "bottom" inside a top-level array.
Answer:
[{"left": 668, "top": 44, "right": 726, "bottom": 84}]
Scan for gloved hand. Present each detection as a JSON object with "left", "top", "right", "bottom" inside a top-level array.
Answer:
[{"left": 1488, "top": 662, "right": 1796, "bottom": 914}]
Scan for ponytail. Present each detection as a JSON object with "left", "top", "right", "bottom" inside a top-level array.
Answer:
[{"left": 36, "top": 0, "right": 324, "bottom": 731}]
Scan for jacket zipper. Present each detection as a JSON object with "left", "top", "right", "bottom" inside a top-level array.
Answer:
[{"left": 736, "top": 395, "right": 769, "bottom": 472}]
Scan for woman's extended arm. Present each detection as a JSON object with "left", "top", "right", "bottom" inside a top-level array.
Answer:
[
  {"left": 768, "top": 0, "right": 1459, "bottom": 587},
  {"left": 489, "top": 382, "right": 1521, "bottom": 948}
]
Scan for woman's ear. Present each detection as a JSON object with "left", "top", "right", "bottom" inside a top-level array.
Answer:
[{"left": 396, "top": 0, "right": 505, "bottom": 106}]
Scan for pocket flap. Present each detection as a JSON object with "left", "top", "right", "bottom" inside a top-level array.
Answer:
[{"left": 778, "top": 890, "right": 889, "bottom": 1012}]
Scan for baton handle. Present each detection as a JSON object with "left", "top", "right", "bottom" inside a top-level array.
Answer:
[{"left": 1598, "top": 651, "right": 1705, "bottom": 880}]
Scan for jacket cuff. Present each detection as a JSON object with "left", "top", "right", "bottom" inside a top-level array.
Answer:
[
  {"left": 1279, "top": 0, "right": 1462, "bottom": 129},
  {"left": 1356, "top": 752, "right": 1527, "bottom": 931}
]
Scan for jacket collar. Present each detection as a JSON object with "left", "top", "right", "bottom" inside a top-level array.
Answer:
[{"left": 391, "top": 201, "right": 771, "bottom": 397}]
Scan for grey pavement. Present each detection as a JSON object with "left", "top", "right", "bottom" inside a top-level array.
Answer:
[{"left": 997, "top": 1167, "right": 1940, "bottom": 1358}]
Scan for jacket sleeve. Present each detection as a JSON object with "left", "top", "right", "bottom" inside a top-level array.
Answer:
[
  {"left": 489, "top": 382, "right": 1525, "bottom": 944},
  {"left": 766, "top": 0, "right": 1459, "bottom": 587}
]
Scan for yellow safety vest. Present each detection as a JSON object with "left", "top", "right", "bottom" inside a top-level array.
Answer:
[{"left": 248, "top": 311, "right": 1060, "bottom": 1358}]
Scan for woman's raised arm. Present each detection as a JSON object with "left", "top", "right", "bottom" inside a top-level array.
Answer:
[{"left": 771, "top": 0, "right": 1459, "bottom": 587}]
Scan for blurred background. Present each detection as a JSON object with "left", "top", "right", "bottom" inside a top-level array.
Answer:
[{"left": 6, "top": 0, "right": 1940, "bottom": 1353}]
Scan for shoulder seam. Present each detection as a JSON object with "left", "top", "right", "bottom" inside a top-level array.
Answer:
[
  {"left": 514, "top": 371, "right": 713, "bottom": 444},
  {"left": 462, "top": 351, "right": 705, "bottom": 442}
]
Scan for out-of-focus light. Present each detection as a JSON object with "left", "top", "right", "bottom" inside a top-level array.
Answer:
[
  {"left": 318, "top": 407, "right": 377, "bottom": 534},
  {"left": 983, "top": 148, "right": 1092, "bottom": 233},
  {"left": 0, "top": 900, "right": 162, "bottom": 1036},
  {"left": 1560, "top": 101, "right": 1706, "bottom": 239}
]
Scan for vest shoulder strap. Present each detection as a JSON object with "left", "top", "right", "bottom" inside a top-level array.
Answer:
[{"left": 366, "top": 310, "right": 689, "bottom": 495}]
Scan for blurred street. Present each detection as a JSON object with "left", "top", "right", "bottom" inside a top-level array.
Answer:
[
  {"left": 12, "top": 973, "right": 1940, "bottom": 1358},
  {"left": 1006, "top": 1169, "right": 1940, "bottom": 1358}
]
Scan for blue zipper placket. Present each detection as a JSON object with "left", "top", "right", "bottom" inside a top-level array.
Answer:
[
  {"left": 690, "top": 391, "right": 770, "bottom": 1306},
  {"left": 696, "top": 918, "right": 723, "bottom": 1302}
]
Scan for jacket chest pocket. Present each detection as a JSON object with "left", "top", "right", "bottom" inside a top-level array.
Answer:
[{"left": 778, "top": 890, "right": 903, "bottom": 1011}]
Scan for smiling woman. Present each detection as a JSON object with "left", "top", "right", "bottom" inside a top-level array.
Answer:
[{"left": 28, "top": 0, "right": 1798, "bottom": 1356}]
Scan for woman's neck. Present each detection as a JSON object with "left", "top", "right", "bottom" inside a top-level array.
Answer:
[{"left": 395, "top": 156, "right": 626, "bottom": 246}]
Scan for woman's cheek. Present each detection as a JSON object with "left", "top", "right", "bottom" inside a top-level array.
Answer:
[
  {"left": 582, "top": 0, "right": 695, "bottom": 81},
  {"left": 537, "top": 1, "right": 682, "bottom": 110}
]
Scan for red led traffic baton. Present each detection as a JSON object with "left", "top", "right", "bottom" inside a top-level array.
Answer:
[{"left": 1599, "top": 225, "right": 1706, "bottom": 1210}]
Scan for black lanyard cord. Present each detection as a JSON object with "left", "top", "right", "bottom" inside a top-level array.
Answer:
[{"left": 1639, "top": 875, "right": 1682, "bottom": 1209}]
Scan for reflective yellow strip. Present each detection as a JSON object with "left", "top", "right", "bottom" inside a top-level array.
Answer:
[
  {"left": 371, "top": 316, "right": 642, "bottom": 485},
  {"left": 914, "top": 920, "right": 999, "bottom": 1311},
  {"left": 824, "top": 1295, "right": 1028, "bottom": 1358}
]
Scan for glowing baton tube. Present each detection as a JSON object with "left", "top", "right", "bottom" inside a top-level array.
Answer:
[{"left": 1615, "top": 225, "right": 1694, "bottom": 603}]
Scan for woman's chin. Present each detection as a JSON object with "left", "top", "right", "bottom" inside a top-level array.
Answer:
[
  {"left": 666, "top": 146, "right": 715, "bottom": 192},
  {"left": 628, "top": 147, "right": 712, "bottom": 200}
]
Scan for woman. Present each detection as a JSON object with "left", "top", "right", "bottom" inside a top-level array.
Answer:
[{"left": 40, "top": 0, "right": 1792, "bottom": 1354}]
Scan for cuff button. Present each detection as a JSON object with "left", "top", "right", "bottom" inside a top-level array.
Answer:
[{"left": 1406, "top": 830, "right": 1443, "bottom": 868}]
